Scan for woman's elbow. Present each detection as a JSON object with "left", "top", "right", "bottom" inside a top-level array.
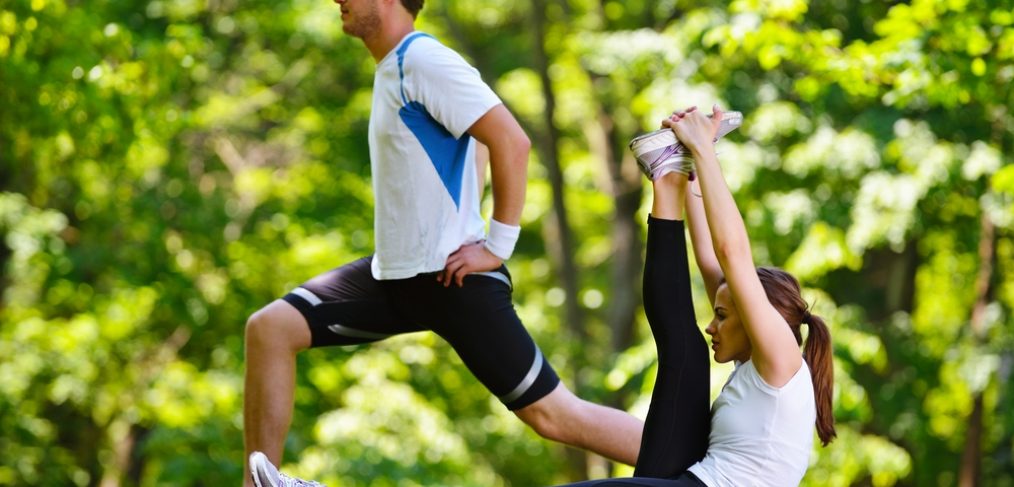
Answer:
[{"left": 714, "top": 238, "right": 751, "bottom": 267}]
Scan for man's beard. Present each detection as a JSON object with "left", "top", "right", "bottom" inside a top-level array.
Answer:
[{"left": 343, "top": 6, "right": 381, "bottom": 39}]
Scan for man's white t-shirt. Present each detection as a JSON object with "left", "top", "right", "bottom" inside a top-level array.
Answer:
[
  {"left": 368, "top": 32, "right": 502, "bottom": 280},
  {"left": 688, "top": 360, "right": 816, "bottom": 487}
]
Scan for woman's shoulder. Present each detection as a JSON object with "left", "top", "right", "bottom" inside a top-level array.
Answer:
[{"left": 739, "top": 358, "right": 811, "bottom": 393}]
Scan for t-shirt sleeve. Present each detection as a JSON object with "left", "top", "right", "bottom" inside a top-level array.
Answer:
[
  {"left": 401, "top": 40, "right": 503, "bottom": 139},
  {"left": 747, "top": 358, "right": 808, "bottom": 395}
]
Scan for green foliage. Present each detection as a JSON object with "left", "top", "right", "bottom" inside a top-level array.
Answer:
[{"left": 2, "top": 0, "right": 1012, "bottom": 485}]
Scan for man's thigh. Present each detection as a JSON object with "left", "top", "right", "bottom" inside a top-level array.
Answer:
[
  {"left": 383, "top": 267, "right": 561, "bottom": 410},
  {"left": 282, "top": 256, "right": 424, "bottom": 348}
]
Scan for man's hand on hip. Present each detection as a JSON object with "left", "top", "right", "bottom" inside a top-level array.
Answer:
[{"left": 438, "top": 242, "right": 503, "bottom": 287}]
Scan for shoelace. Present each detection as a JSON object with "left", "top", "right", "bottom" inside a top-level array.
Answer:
[
  {"left": 280, "top": 472, "right": 326, "bottom": 487},
  {"left": 650, "top": 144, "right": 682, "bottom": 168},
  {"left": 648, "top": 146, "right": 693, "bottom": 179}
]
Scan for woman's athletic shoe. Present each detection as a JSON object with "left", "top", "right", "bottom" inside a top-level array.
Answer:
[
  {"left": 249, "top": 451, "right": 325, "bottom": 487},
  {"left": 629, "top": 110, "right": 743, "bottom": 180}
]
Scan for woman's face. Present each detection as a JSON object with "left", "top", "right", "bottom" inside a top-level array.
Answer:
[{"left": 705, "top": 284, "right": 752, "bottom": 363}]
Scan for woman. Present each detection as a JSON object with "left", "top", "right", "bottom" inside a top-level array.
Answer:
[{"left": 560, "top": 106, "right": 835, "bottom": 486}]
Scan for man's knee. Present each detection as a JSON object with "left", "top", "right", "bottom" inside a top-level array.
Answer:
[{"left": 245, "top": 300, "right": 311, "bottom": 352}]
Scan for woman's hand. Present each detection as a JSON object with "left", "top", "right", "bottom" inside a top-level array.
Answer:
[{"left": 662, "top": 105, "right": 724, "bottom": 155}]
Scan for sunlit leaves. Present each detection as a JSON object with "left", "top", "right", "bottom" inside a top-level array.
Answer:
[
  {"left": 963, "top": 141, "right": 1004, "bottom": 181},
  {"left": 0, "top": 193, "right": 68, "bottom": 306},
  {"left": 847, "top": 172, "right": 921, "bottom": 252},
  {"left": 746, "top": 101, "right": 812, "bottom": 142},
  {"left": 786, "top": 222, "right": 861, "bottom": 280},
  {"left": 913, "top": 237, "right": 977, "bottom": 347},
  {"left": 496, "top": 68, "right": 546, "bottom": 122},
  {"left": 731, "top": 0, "right": 809, "bottom": 22},
  {"left": 144, "top": 361, "right": 241, "bottom": 428},
  {"left": 783, "top": 126, "right": 880, "bottom": 179},
  {"left": 802, "top": 428, "right": 911, "bottom": 487},
  {"left": 291, "top": 0, "right": 344, "bottom": 44},
  {"left": 306, "top": 382, "right": 491, "bottom": 485},
  {"left": 3, "top": 0, "right": 1013, "bottom": 484},
  {"left": 989, "top": 164, "right": 1014, "bottom": 229},
  {"left": 576, "top": 29, "right": 679, "bottom": 78}
]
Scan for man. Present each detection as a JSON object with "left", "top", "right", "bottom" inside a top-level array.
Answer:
[{"left": 244, "top": 0, "right": 644, "bottom": 484}]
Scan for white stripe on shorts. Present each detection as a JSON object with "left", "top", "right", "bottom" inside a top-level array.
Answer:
[
  {"left": 291, "top": 287, "right": 322, "bottom": 307},
  {"left": 327, "top": 323, "right": 394, "bottom": 341},
  {"left": 474, "top": 271, "right": 512, "bottom": 289},
  {"left": 499, "top": 350, "right": 544, "bottom": 404}
]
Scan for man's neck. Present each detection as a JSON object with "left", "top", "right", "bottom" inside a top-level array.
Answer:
[{"left": 363, "top": 20, "right": 415, "bottom": 62}]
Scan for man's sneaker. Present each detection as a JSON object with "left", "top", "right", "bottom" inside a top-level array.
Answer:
[
  {"left": 249, "top": 451, "right": 326, "bottom": 487},
  {"left": 629, "top": 110, "right": 743, "bottom": 180}
]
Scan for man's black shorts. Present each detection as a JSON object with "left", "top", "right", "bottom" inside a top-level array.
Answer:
[{"left": 281, "top": 256, "right": 560, "bottom": 410}]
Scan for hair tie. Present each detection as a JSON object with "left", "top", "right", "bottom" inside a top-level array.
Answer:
[{"left": 801, "top": 310, "right": 812, "bottom": 324}]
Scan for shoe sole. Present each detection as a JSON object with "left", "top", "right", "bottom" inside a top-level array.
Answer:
[{"left": 249, "top": 452, "right": 277, "bottom": 487}]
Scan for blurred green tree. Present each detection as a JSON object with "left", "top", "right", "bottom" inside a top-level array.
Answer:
[{"left": 1, "top": 0, "right": 1011, "bottom": 486}]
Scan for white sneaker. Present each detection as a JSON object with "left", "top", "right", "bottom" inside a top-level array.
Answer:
[
  {"left": 629, "top": 110, "right": 743, "bottom": 180},
  {"left": 249, "top": 451, "right": 326, "bottom": 487}
]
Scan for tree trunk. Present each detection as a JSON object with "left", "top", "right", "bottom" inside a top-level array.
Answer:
[
  {"left": 594, "top": 109, "right": 642, "bottom": 357},
  {"left": 530, "top": 0, "right": 589, "bottom": 480},
  {"left": 581, "top": 75, "right": 643, "bottom": 479},
  {"left": 530, "top": 0, "right": 587, "bottom": 364},
  {"left": 958, "top": 210, "right": 996, "bottom": 487},
  {"left": 581, "top": 77, "right": 643, "bottom": 363}
]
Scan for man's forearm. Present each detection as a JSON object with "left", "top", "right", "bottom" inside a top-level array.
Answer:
[{"left": 488, "top": 147, "right": 528, "bottom": 226}]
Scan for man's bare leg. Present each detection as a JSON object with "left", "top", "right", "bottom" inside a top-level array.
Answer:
[
  {"left": 243, "top": 300, "right": 312, "bottom": 487},
  {"left": 514, "top": 383, "right": 644, "bottom": 466}
]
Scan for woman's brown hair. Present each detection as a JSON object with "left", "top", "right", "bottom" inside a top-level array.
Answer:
[{"left": 756, "top": 267, "right": 836, "bottom": 446}]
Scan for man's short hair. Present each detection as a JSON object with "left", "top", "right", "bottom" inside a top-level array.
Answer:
[
  {"left": 399, "top": 0, "right": 423, "bottom": 16},
  {"left": 400, "top": 0, "right": 423, "bottom": 17}
]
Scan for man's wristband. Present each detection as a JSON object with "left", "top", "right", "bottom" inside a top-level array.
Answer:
[{"left": 484, "top": 219, "right": 521, "bottom": 261}]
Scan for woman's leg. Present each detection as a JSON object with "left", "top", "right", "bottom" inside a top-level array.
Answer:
[{"left": 633, "top": 173, "right": 712, "bottom": 478}]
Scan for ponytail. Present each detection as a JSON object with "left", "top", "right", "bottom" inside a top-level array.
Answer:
[
  {"left": 755, "top": 267, "right": 837, "bottom": 447},
  {"left": 802, "top": 313, "right": 836, "bottom": 446}
]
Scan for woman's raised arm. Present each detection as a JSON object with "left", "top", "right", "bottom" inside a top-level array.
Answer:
[
  {"left": 685, "top": 178, "right": 723, "bottom": 307},
  {"left": 665, "top": 106, "right": 802, "bottom": 387}
]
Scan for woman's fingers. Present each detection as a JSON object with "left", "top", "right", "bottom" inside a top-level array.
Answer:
[
  {"left": 663, "top": 104, "right": 723, "bottom": 149},
  {"left": 711, "top": 104, "right": 724, "bottom": 137}
]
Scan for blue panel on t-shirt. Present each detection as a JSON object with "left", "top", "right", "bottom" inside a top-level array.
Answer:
[
  {"left": 399, "top": 101, "right": 470, "bottom": 208},
  {"left": 395, "top": 32, "right": 470, "bottom": 209}
]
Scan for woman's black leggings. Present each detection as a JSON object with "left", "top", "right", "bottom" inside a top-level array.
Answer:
[{"left": 557, "top": 217, "right": 712, "bottom": 487}]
